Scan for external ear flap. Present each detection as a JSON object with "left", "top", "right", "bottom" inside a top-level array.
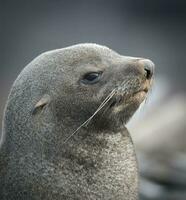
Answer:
[{"left": 32, "top": 94, "right": 51, "bottom": 115}]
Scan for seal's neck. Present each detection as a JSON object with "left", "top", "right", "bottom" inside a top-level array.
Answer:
[{"left": 40, "top": 126, "right": 130, "bottom": 165}]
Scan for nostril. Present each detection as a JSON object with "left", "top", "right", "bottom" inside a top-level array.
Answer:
[
  {"left": 142, "top": 59, "right": 154, "bottom": 79},
  {"left": 144, "top": 67, "right": 152, "bottom": 79}
]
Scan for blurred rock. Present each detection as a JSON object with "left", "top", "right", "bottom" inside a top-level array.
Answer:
[{"left": 129, "top": 94, "right": 186, "bottom": 199}]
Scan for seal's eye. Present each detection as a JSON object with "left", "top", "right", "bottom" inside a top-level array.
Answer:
[{"left": 81, "top": 72, "right": 102, "bottom": 84}]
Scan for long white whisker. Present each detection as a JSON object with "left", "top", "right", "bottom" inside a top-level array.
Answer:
[
  {"left": 96, "top": 89, "right": 116, "bottom": 110},
  {"left": 84, "top": 90, "right": 116, "bottom": 126},
  {"left": 62, "top": 89, "right": 116, "bottom": 145}
]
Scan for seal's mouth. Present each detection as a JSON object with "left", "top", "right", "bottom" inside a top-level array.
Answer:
[
  {"left": 133, "top": 81, "right": 151, "bottom": 96},
  {"left": 131, "top": 78, "right": 152, "bottom": 98},
  {"left": 109, "top": 79, "right": 152, "bottom": 111}
]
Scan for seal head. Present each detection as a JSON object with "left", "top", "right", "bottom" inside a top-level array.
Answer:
[{"left": 0, "top": 44, "right": 154, "bottom": 200}]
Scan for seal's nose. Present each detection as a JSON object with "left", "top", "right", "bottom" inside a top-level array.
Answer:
[{"left": 139, "top": 59, "right": 155, "bottom": 79}]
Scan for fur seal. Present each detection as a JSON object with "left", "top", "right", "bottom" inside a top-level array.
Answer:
[{"left": 0, "top": 43, "right": 154, "bottom": 200}]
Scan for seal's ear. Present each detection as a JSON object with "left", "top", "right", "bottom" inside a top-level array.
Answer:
[{"left": 32, "top": 94, "right": 51, "bottom": 115}]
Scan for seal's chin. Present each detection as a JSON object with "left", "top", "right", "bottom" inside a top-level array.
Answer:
[
  {"left": 111, "top": 79, "right": 151, "bottom": 114},
  {"left": 132, "top": 89, "right": 148, "bottom": 102},
  {"left": 99, "top": 80, "right": 152, "bottom": 126},
  {"left": 112, "top": 90, "right": 148, "bottom": 114}
]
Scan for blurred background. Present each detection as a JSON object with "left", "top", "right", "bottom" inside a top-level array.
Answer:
[{"left": 1, "top": 0, "right": 186, "bottom": 199}]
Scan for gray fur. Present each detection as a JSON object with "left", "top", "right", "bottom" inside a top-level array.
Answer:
[{"left": 0, "top": 43, "right": 151, "bottom": 199}]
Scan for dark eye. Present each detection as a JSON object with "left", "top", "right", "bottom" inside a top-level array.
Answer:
[{"left": 81, "top": 72, "right": 102, "bottom": 84}]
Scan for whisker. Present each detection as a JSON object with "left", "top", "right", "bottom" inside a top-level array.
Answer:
[
  {"left": 62, "top": 88, "right": 116, "bottom": 145},
  {"left": 84, "top": 89, "right": 116, "bottom": 126},
  {"left": 95, "top": 89, "right": 116, "bottom": 110},
  {"left": 99, "top": 99, "right": 115, "bottom": 120}
]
